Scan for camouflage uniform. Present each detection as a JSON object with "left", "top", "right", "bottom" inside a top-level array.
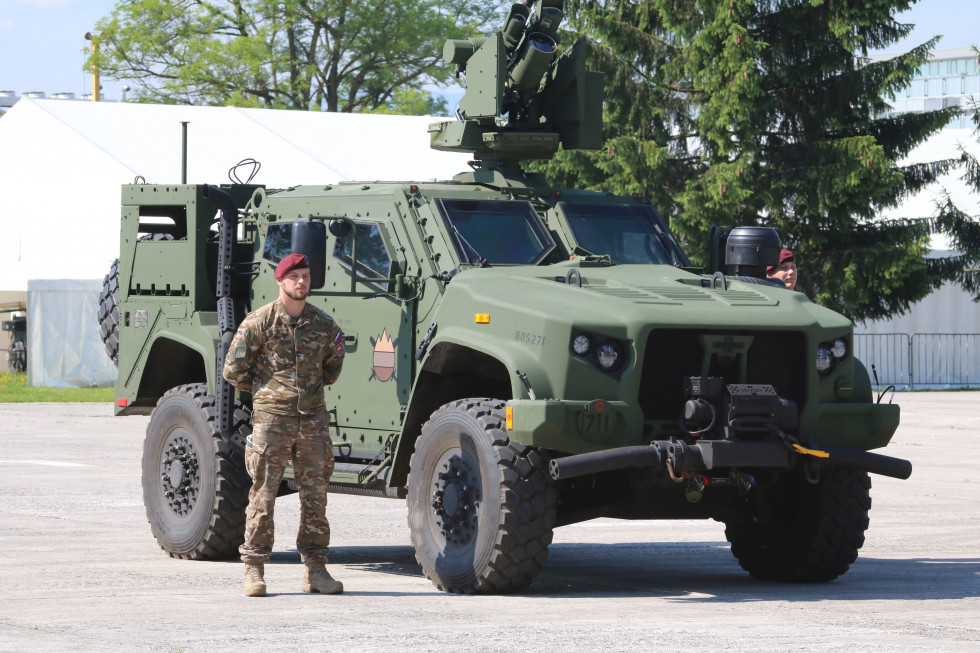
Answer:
[{"left": 223, "top": 298, "right": 345, "bottom": 565}]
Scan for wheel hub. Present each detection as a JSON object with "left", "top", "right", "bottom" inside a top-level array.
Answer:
[
  {"left": 430, "top": 455, "right": 480, "bottom": 546},
  {"left": 160, "top": 428, "right": 201, "bottom": 517}
]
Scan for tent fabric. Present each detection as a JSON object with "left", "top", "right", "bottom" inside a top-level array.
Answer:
[
  {"left": 26, "top": 278, "right": 117, "bottom": 388},
  {"left": 0, "top": 97, "right": 471, "bottom": 292}
]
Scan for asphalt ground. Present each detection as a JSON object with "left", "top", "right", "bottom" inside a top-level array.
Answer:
[{"left": 0, "top": 392, "right": 977, "bottom": 652}]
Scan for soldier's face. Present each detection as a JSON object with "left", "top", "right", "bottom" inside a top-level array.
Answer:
[
  {"left": 768, "top": 262, "right": 797, "bottom": 290},
  {"left": 279, "top": 268, "right": 311, "bottom": 300}
]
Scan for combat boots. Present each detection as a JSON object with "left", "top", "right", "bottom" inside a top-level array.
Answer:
[
  {"left": 302, "top": 561, "right": 343, "bottom": 594},
  {"left": 244, "top": 563, "right": 267, "bottom": 597}
]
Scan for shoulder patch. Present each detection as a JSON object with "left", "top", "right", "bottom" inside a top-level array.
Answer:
[
  {"left": 333, "top": 331, "right": 346, "bottom": 357},
  {"left": 233, "top": 340, "right": 249, "bottom": 360}
]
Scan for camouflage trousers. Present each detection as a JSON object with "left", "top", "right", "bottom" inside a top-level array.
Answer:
[{"left": 239, "top": 410, "right": 335, "bottom": 565}]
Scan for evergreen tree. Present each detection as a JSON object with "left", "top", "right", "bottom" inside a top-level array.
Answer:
[
  {"left": 537, "top": 0, "right": 978, "bottom": 322},
  {"left": 932, "top": 71, "right": 980, "bottom": 300}
]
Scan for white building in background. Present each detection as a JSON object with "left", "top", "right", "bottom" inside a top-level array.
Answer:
[{"left": 877, "top": 47, "right": 979, "bottom": 128}]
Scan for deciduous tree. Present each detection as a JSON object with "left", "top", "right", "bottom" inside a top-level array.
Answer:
[{"left": 89, "top": 0, "right": 502, "bottom": 113}]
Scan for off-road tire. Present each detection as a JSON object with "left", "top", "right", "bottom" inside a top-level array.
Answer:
[
  {"left": 407, "top": 398, "right": 557, "bottom": 594},
  {"left": 142, "top": 383, "right": 251, "bottom": 560},
  {"left": 98, "top": 259, "right": 120, "bottom": 366},
  {"left": 724, "top": 466, "right": 871, "bottom": 582}
]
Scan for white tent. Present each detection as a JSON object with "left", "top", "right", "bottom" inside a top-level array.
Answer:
[
  {"left": 0, "top": 97, "right": 470, "bottom": 386},
  {"left": 0, "top": 97, "right": 471, "bottom": 292},
  {"left": 26, "top": 279, "right": 118, "bottom": 388}
]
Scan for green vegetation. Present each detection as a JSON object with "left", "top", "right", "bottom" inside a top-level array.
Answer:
[
  {"left": 0, "top": 372, "right": 113, "bottom": 403},
  {"left": 931, "top": 75, "right": 980, "bottom": 297},
  {"left": 534, "top": 0, "right": 980, "bottom": 322},
  {"left": 89, "top": 0, "right": 502, "bottom": 113}
]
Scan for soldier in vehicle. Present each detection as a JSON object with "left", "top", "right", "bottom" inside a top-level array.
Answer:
[
  {"left": 223, "top": 252, "right": 346, "bottom": 597},
  {"left": 767, "top": 248, "right": 798, "bottom": 290}
]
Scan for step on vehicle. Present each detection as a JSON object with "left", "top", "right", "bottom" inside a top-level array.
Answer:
[{"left": 102, "top": 0, "right": 911, "bottom": 593}]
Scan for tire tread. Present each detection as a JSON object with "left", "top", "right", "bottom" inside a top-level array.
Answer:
[
  {"left": 408, "top": 398, "right": 556, "bottom": 594},
  {"left": 143, "top": 383, "right": 251, "bottom": 561}
]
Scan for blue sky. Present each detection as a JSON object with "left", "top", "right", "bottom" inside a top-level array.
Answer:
[{"left": 1, "top": 0, "right": 978, "bottom": 101}]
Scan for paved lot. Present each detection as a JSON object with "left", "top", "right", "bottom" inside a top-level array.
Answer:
[{"left": 0, "top": 392, "right": 977, "bottom": 652}]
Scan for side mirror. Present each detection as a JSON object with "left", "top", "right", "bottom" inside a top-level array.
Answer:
[
  {"left": 291, "top": 220, "right": 327, "bottom": 289},
  {"left": 708, "top": 225, "right": 729, "bottom": 275},
  {"left": 328, "top": 219, "right": 352, "bottom": 238}
]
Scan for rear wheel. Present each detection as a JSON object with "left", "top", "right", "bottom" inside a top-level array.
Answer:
[
  {"left": 407, "top": 398, "right": 557, "bottom": 593},
  {"left": 724, "top": 466, "right": 871, "bottom": 582},
  {"left": 142, "top": 384, "right": 251, "bottom": 560}
]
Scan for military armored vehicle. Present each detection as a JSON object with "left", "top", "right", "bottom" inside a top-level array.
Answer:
[{"left": 103, "top": 0, "right": 911, "bottom": 593}]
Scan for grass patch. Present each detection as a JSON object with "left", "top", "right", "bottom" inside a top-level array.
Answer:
[{"left": 0, "top": 372, "right": 113, "bottom": 403}]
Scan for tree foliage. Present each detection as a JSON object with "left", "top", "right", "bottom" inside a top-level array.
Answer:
[
  {"left": 88, "top": 0, "right": 502, "bottom": 113},
  {"left": 932, "top": 79, "right": 980, "bottom": 300},
  {"left": 534, "top": 0, "right": 979, "bottom": 322}
]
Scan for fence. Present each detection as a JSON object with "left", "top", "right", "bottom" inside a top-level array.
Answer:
[{"left": 852, "top": 333, "right": 980, "bottom": 390}]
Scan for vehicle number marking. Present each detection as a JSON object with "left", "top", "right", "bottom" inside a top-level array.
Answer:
[{"left": 515, "top": 331, "right": 545, "bottom": 347}]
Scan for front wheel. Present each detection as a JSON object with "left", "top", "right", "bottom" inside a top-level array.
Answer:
[
  {"left": 142, "top": 384, "right": 251, "bottom": 560},
  {"left": 407, "top": 398, "right": 557, "bottom": 593},
  {"left": 724, "top": 466, "right": 872, "bottom": 582}
]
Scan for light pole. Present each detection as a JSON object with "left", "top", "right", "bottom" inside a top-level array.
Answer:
[{"left": 83, "top": 32, "right": 100, "bottom": 102}]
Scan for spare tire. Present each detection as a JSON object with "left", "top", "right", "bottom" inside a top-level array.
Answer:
[{"left": 98, "top": 258, "right": 120, "bottom": 366}]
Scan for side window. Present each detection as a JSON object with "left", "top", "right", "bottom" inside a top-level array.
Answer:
[
  {"left": 332, "top": 222, "right": 392, "bottom": 290},
  {"left": 263, "top": 223, "right": 292, "bottom": 263}
]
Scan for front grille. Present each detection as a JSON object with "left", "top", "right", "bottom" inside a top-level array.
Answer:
[{"left": 638, "top": 329, "right": 806, "bottom": 422}]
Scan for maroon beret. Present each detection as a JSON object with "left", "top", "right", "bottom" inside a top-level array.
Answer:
[
  {"left": 274, "top": 253, "right": 310, "bottom": 280},
  {"left": 767, "top": 248, "right": 794, "bottom": 272}
]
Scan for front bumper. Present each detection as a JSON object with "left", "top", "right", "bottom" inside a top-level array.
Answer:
[
  {"left": 505, "top": 397, "right": 908, "bottom": 480},
  {"left": 547, "top": 438, "right": 912, "bottom": 481}
]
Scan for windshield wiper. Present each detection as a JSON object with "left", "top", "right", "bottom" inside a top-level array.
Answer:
[
  {"left": 571, "top": 246, "right": 613, "bottom": 265},
  {"left": 653, "top": 224, "right": 685, "bottom": 267},
  {"left": 450, "top": 223, "right": 490, "bottom": 268}
]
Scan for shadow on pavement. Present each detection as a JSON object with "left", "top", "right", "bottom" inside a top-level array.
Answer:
[{"left": 282, "top": 542, "right": 980, "bottom": 601}]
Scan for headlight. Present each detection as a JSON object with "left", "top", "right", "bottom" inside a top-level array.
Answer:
[
  {"left": 596, "top": 342, "right": 620, "bottom": 370},
  {"left": 831, "top": 338, "right": 847, "bottom": 359},
  {"left": 816, "top": 347, "right": 833, "bottom": 373},
  {"left": 571, "top": 330, "right": 629, "bottom": 375}
]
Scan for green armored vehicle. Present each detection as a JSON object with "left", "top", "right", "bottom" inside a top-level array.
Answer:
[{"left": 103, "top": 0, "right": 910, "bottom": 593}]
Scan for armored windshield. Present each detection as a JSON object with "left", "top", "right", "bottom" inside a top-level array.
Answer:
[
  {"left": 435, "top": 199, "right": 555, "bottom": 265},
  {"left": 558, "top": 203, "right": 690, "bottom": 266}
]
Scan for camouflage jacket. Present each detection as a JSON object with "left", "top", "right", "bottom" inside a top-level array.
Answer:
[{"left": 223, "top": 299, "right": 345, "bottom": 416}]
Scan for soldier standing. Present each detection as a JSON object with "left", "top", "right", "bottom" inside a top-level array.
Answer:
[{"left": 223, "top": 252, "right": 346, "bottom": 597}]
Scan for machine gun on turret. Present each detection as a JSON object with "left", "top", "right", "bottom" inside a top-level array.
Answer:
[{"left": 428, "top": 0, "right": 604, "bottom": 183}]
